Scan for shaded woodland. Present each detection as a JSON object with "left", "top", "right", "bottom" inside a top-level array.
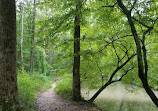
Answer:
[{"left": 0, "top": 0, "right": 158, "bottom": 110}]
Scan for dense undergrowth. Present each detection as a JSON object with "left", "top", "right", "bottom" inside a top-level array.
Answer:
[
  {"left": 18, "top": 70, "right": 54, "bottom": 111},
  {"left": 55, "top": 74, "right": 72, "bottom": 99}
]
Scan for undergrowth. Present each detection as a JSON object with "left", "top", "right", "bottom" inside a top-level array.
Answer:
[
  {"left": 55, "top": 74, "right": 72, "bottom": 99},
  {"left": 18, "top": 70, "right": 54, "bottom": 111}
]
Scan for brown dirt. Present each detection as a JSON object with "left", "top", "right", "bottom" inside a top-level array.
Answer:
[{"left": 36, "top": 80, "right": 101, "bottom": 111}]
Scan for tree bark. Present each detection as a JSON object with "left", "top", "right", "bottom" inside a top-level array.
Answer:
[
  {"left": 20, "top": 3, "right": 24, "bottom": 71},
  {"left": 73, "top": 0, "right": 82, "bottom": 101},
  {"left": 117, "top": 0, "right": 158, "bottom": 107},
  {"left": 30, "top": 0, "right": 36, "bottom": 72},
  {"left": 0, "top": 0, "right": 19, "bottom": 110}
]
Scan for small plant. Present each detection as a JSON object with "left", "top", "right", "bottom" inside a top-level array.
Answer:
[
  {"left": 55, "top": 74, "right": 72, "bottom": 99},
  {"left": 18, "top": 70, "right": 53, "bottom": 110}
]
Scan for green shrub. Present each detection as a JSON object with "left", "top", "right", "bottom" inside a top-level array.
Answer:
[
  {"left": 18, "top": 70, "right": 53, "bottom": 110},
  {"left": 55, "top": 74, "right": 72, "bottom": 99}
]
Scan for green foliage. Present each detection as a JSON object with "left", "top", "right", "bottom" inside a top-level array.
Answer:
[
  {"left": 18, "top": 70, "right": 53, "bottom": 110},
  {"left": 15, "top": 0, "right": 158, "bottom": 109},
  {"left": 55, "top": 74, "right": 72, "bottom": 99}
]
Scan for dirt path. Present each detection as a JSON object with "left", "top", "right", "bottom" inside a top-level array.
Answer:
[{"left": 36, "top": 80, "right": 100, "bottom": 111}]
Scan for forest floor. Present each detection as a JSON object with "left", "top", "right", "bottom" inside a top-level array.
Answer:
[
  {"left": 36, "top": 79, "right": 101, "bottom": 111},
  {"left": 36, "top": 79, "right": 158, "bottom": 111}
]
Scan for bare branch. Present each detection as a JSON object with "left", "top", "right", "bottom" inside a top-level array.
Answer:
[
  {"left": 88, "top": 56, "right": 136, "bottom": 103},
  {"left": 154, "top": 17, "right": 158, "bottom": 22},
  {"left": 119, "top": 46, "right": 132, "bottom": 62},
  {"left": 112, "top": 67, "right": 135, "bottom": 83},
  {"left": 132, "top": 17, "right": 152, "bottom": 28},
  {"left": 112, "top": 42, "right": 120, "bottom": 66},
  {"left": 102, "top": 2, "right": 117, "bottom": 8},
  {"left": 109, "top": 54, "right": 137, "bottom": 82},
  {"left": 130, "top": 0, "right": 137, "bottom": 12},
  {"left": 98, "top": 34, "right": 132, "bottom": 53},
  {"left": 142, "top": 28, "right": 153, "bottom": 43},
  {"left": 152, "top": 17, "right": 158, "bottom": 26}
]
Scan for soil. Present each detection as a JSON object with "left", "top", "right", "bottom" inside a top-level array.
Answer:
[{"left": 36, "top": 79, "right": 101, "bottom": 111}]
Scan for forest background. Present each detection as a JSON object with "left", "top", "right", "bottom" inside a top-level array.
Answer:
[{"left": 2, "top": 0, "right": 158, "bottom": 110}]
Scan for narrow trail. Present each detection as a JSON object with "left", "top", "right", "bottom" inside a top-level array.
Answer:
[{"left": 36, "top": 80, "right": 100, "bottom": 111}]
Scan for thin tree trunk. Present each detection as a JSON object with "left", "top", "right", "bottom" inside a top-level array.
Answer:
[
  {"left": 44, "top": 2, "right": 49, "bottom": 65},
  {"left": 0, "top": 0, "right": 19, "bottom": 110},
  {"left": 43, "top": 37, "right": 49, "bottom": 76},
  {"left": 117, "top": 0, "right": 158, "bottom": 107},
  {"left": 128, "top": 9, "right": 158, "bottom": 109},
  {"left": 20, "top": 3, "right": 24, "bottom": 71},
  {"left": 30, "top": 0, "right": 36, "bottom": 72},
  {"left": 73, "top": 0, "right": 82, "bottom": 101}
]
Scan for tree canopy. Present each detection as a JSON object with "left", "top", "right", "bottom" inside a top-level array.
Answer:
[{"left": 13, "top": 0, "right": 158, "bottom": 110}]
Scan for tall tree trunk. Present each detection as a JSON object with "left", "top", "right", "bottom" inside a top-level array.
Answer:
[
  {"left": 0, "top": 0, "right": 19, "bottom": 110},
  {"left": 117, "top": 0, "right": 158, "bottom": 107},
  {"left": 73, "top": 0, "right": 82, "bottom": 101},
  {"left": 20, "top": 3, "right": 24, "bottom": 71},
  {"left": 30, "top": 0, "right": 36, "bottom": 72}
]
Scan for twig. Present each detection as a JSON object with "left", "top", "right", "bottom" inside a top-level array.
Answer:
[
  {"left": 102, "top": 2, "right": 117, "bottom": 8},
  {"left": 132, "top": 17, "right": 152, "bottom": 28},
  {"left": 130, "top": 0, "right": 137, "bottom": 12}
]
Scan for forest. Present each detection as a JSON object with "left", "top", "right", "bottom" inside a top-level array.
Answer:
[{"left": 0, "top": 0, "right": 158, "bottom": 111}]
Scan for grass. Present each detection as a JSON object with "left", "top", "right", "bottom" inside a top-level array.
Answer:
[
  {"left": 18, "top": 70, "right": 54, "bottom": 111},
  {"left": 81, "top": 82, "right": 158, "bottom": 111},
  {"left": 95, "top": 99, "right": 157, "bottom": 111}
]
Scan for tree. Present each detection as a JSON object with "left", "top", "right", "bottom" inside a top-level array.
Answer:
[
  {"left": 80, "top": 0, "right": 158, "bottom": 107},
  {"left": 73, "top": 0, "right": 82, "bottom": 101},
  {"left": 117, "top": 0, "right": 158, "bottom": 107},
  {"left": 0, "top": 0, "right": 19, "bottom": 110},
  {"left": 20, "top": 2, "right": 24, "bottom": 71},
  {"left": 30, "top": 0, "right": 36, "bottom": 72}
]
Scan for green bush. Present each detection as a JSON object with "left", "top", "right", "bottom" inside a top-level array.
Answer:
[
  {"left": 18, "top": 70, "right": 53, "bottom": 110},
  {"left": 55, "top": 74, "right": 72, "bottom": 99}
]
